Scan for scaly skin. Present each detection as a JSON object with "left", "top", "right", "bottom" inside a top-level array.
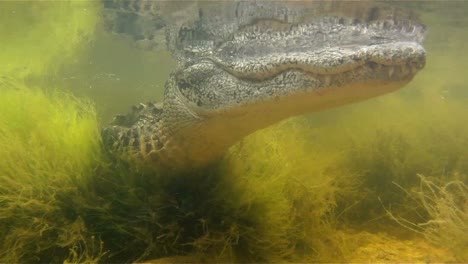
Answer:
[{"left": 102, "top": 1, "right": 426, "bottom": 170}]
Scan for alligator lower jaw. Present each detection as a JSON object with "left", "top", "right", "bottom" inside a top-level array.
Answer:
[
  {"left": 304, "top": 59, "right": 425, "bottom": 89},
  {"left": 163, "top": 77, "right": 412, "bottom": 169}
]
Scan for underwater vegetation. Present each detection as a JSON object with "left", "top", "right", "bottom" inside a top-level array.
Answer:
[
  {"left": 0, "top": 79, "right": 357, "bottom": 262},
  {"left": 0, "top": 81, "right": 104, "bottom": 262},
  {"left": 1, "top": 83, "right": 465, "bottom": 262},
  {"left": 385, "top": 174, "right": 468, "bottom": 262},
  {"left": 51, "top": 119, "right": 351, "bottom": 263},
  {"left": 0, "top": 89, "right": 355, "bottom": 263},
  {"left": 0, "top": 1, "right": 102, "bottom": 262},
  {"left": 336, "top": 123, "right": 468, "bottom": 226},
  {"left": 0, "top": 1, "right": 99, "bottom": 79},
  {"left": 0, "top": 1, "right": 467, "bottom": 263}
]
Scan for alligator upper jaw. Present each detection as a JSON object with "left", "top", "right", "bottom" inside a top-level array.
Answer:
[
  {"left": 213, "top": 41, "right": 426, "bottom": 81},
  {"left": 176, "top": 39, "right": 426, "bottom": 115}
]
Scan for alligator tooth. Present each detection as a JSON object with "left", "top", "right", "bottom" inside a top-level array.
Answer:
[
  {"left": 388, "top": 67, "right": 395, "bottom": 78},
  {"left": 324, "top": 75, "right": 331, "bottom": 86}
]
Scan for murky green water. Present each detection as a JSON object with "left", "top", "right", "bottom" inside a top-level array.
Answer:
[{"left": 1, "top": 1, "right": 467, "bottom": 263}]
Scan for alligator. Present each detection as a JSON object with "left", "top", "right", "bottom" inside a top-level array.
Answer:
[{"left": 101, "top": 1, "right": 426, "bottom": 170}]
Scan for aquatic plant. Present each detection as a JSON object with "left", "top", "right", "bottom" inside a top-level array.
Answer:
[
  {"left": 385, "top": 174, "right": 468, "bottom": 262},
  {"left": 332, "top": 101, "right": 468, "bottom": 226},
  {"left": 0, "top": 1, "right": 99, "bottom": 79},
  {"left": 0, "top": 79, "right": 355, "bottom": 263},
  {"left": 63, "top": 117, "right": 355, "bottom": 263},
  {"left": 0, "top": 81, "right": 104, "bottom": 262},
  {"left": 216, "top": 118, "right": 357, "bottom": 262}
]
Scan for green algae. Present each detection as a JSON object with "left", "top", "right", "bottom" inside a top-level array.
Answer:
[
  {"left": 0, "top": 81, "right": 351, "bottom": 262},
  {"left": 0, "top": 81, "right": 105, "bottom": 263},
  {"left": 219, "top": 122, "right": 356, "bottom": 262},
  {"left": 0, "top": 88, "right": 351, "bottom": 262},
  {"left": 385, "top": 174, "right": 468, "bottom": 262},
  {"left": 0, "top": 1, "right": 467, "bottom": 263},
  {"left": 62, "top": 119, "right": 354, "bottom": 263}
]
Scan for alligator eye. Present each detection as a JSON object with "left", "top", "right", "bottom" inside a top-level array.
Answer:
[{"left": 176, "top": 78, "right": 191, "bottom": 92}]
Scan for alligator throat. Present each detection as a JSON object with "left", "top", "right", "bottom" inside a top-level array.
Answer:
[{"left": 102, "top": 1, "right": 426, "bottom": 170}]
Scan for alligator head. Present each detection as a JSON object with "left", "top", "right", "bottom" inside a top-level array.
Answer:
[{"left": 102, "top": 1, "right": 426, "bottom": 170}]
